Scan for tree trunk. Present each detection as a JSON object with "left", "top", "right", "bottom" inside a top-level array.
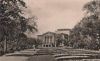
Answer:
[{"left": 4, "top": 38, "right": 7, "bottom": 53}]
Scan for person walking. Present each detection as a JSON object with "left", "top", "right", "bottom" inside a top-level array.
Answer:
[{"left": 33, "top": 45, "right": 35, "bottom": 51}]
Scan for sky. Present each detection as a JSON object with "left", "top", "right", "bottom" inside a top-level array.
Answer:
[{"left": 25, "top": 0, "right": 91, "bottom": 35}]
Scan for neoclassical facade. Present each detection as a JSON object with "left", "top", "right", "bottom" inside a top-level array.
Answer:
[
  {"left": 38, "top": 32, "right": 56, "bottom": 47},
  {"left": 38, "top": 29, "right": 71, "bottom": 47}
]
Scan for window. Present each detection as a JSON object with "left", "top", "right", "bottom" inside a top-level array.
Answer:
[
  {"left": 46, "top": 45, "right": 48, "bottom": 47},
  {"left": 49, "top": 45, "right": 51, "bottom": 47},
  {"left": 43, "top": 45, "right": 45, "bottom": 47}
]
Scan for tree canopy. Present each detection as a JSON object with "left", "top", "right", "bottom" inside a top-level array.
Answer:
[
  {"left": 0, "top": 0, "right": 37, "bottom": 41},
  {"left": 69, "top": 0, "right": 100, "bottom": 50},
  {"left": 0, "top": 0, "right": 37, "bottom": 54}
]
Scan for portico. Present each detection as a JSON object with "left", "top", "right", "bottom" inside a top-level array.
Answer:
[
  {"left": 42, "top": 36, "right": 54, "bottom": 47},
  {"left": 37, "top": 29, "right": 71, "bottom": 48},
  {"left": 38, "top": 32, "right": 56, "bottom": 47}
]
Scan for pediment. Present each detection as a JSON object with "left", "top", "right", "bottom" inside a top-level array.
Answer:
[{"left": 43, "top": 32, "right": 56, "bottom": 36}]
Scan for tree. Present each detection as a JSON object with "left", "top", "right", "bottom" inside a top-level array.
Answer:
[
  {"left": 0, "top": 0, "right": 37, "bottom": 53},
  {"left": 56, "top": 34, "right": 69, "bottom": 47},
  {"left": 26, "top": 38, "right": 42, "bottom": 48},
  {"left": 69, "top": 0, "right": 100, "bottom": 50},
  {"left": 83, "top": 0, "right": 100, "bottom": 49}
]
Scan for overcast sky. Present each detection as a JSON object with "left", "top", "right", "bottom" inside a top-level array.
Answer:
[{"left": 25, "top": 0, "right": 91, "bottom": 35}]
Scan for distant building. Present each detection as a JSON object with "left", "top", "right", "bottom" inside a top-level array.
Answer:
[
  {"left": 37, "top": 29, "right": 71, "bottom": 47},
  {"left": 56, "top": 29, "right": 71, "bottom": 35}
]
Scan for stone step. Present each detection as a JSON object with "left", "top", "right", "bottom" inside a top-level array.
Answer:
[
  {"left": 55, "top": 56, "right": 89, "bottom": 60},
  {"left": 34, "top": 49, "right": 53, "bottom": 55},
  {"left": 53, "top": 54, "right": 95, "bottom": 57}
]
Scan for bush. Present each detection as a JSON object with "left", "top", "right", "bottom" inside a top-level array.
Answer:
[{"left": 0, "top": 51, "right": 4, "bottom": 56}]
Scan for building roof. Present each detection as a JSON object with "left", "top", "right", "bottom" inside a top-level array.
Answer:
[
  {"left": 43, "top": 31, "right": 56, "bottom": 35},
  {"left": 37, "top": 29, "right": 71, "bottom": 36},
  {"left": 57, "top": 29, "right": 71, "bottom": 31}
]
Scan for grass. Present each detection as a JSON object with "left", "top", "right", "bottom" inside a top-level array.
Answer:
[
  {"left": 4, "top": 48, "right": 100, "bottom": 61},
  {"left": 54, "top": 48, "right": 100, "bottom": 61},
  {"left": 5, "top": 52, "right": 37, "bottom": 57}
]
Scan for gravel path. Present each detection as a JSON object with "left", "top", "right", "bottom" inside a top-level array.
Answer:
[
  {"left": 26, "top": 48, "right": 57, "bottom": 61},
  {"left": 26, "top": 55, "right": 57, "bottom": 61},
  {"left": 1, "top": 48, "right": 100, "bottom": 61},
  {"left": 0, "top": 49, "right": 39, "bottom": 61}
]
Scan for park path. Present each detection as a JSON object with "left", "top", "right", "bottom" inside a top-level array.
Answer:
[
  {"left": 26, "top": 48, "right": 57, "bottom": 61},
  {"left": 26, "top": 55, "right": 57, "bottom": 61},
  {"left": 1, "top": 47, "right": 100, "bottom": 61},
  {"left": 0, "top": 49, "right": 39, "bottom": 61}
]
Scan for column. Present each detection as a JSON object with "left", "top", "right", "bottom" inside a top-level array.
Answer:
[
  {"left": 46, "top": 37, "right": 48, "bottom": 44},
  {"left": 53, "top": 36, "right": 56, "bottom": 47},
  {"left": 47, "top": 37, "right": 48, "bottom": 46},
  {"left": 46, "top": 36, "right": 48, "bottom": 44},
  {"left": 49, "top": 37, "right": 51, "bottom": 44},
  {"left": 44, "top": 36, "right": 46, "bottom": 44},
  {"left": 45, "top": 36, "right": 46, "bottom": 44},
  {"left": 51, "top": 36, "right": 52, "bottom": 43},
  {"left": 46, "top": 37, "right": 47, "bottom": 43},
  {"left": 52, "top": 36, "right": 54, "bottom": 43},
  {"left": 42, "top": 36, "right": 45, "bottom": 47},
  {"left": 49, "top": 36, "right": 52, "bottom": 47}
]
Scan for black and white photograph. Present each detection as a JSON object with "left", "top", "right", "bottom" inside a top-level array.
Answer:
[{"left": 1, "top": 0, "right": 100, "bottom": 61}]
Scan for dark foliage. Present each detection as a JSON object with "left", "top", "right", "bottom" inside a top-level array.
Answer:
[
  {"left": 0, "top": 0, "right": 37, "bottom": 55},
  {"left": 69, "top": 0, "right": 100, "bottom": 50}
]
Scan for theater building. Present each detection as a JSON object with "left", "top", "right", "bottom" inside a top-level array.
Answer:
[{"left": 38, "top": 29, "right": 71, "bottom": 47}]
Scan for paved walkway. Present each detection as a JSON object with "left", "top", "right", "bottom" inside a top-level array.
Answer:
[
  {"left": 1, "top": 48, "right": 100, "bottom": 61},
  {"left": 26, "top": 48, "right": 57, "bottom": 61},
  {"left": 0, "top": 49, "right": 39, "bottom": 61},
  {"left": 26, "top": 55, "right": 57, "bottom": 61}
]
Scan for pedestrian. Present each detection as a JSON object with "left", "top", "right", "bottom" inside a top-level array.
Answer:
[{"left": 33, "top": 45, "right": 35, "bottom": 51}]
